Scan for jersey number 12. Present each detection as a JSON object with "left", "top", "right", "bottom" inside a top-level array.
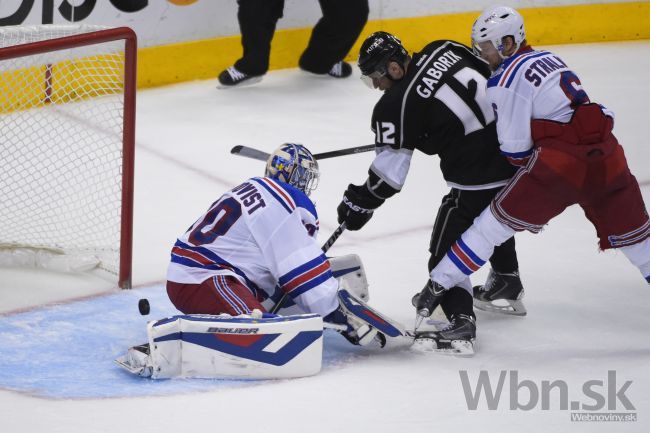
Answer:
[{"left": 434, "top": 67, "right": 494, "bottom": 135}]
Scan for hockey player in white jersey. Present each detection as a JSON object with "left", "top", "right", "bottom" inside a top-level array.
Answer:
[
  {"left": 166, "top": 143, "right": 402, "bottom": 347},
  {"left": 419, "top": 6, "right": 650, "bottom": 334}
]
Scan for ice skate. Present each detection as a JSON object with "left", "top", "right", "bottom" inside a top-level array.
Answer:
[
  {"left": 412, "top": 314, "right": 476, "bottom": 356},
  {"left": 473, "top": 269, "right": 527, "bottom": 316},
  {"left": 411, "top": 280, "right": 447, "bottom": 330}
]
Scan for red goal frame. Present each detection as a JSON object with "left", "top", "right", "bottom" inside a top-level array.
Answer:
[{"left": 0, "top": 27, "right": 137, "bottom": 289}]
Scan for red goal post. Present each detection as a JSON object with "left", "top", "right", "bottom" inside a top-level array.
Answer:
[{"left": 0, "top": 25, "right": 136, "bottom": 289}]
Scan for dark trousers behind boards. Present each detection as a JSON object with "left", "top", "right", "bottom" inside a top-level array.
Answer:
[
  {"left": 234, "top": 0, "right": 369, "bottom": 75},
  {"left": 428, "top": 188, "right": 519, "bottom": 274}
]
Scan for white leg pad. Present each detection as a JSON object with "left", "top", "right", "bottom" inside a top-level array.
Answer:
[
  {"left": 329, "top": 254, "right": 369, "bottom": 301},
  {"left": 116, "top": 312, "right": 324, "bottom": 379}
]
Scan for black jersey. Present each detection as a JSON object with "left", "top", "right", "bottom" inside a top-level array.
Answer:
[{"left": 368, "top": 40, "right": 515, "bottom": 199}]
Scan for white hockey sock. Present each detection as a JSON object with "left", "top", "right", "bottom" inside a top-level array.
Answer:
[
  {"left": 431, "top": 207, "right": 516, "bottom": 288},
  {"left": 620, "top": 237, "right": 650, "bottom": 284}
]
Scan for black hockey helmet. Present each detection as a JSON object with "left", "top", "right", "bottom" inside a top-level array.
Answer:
[{"left": 357, "top": 31, "right": 409, "bottom": 78}]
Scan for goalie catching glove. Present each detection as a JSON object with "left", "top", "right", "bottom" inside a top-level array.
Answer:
[
  {"left": 337, "top": 183, "right": 385, "bottom": 231},
  {"left": 324, "top": 288, "right": 405, "bottom": 347}
]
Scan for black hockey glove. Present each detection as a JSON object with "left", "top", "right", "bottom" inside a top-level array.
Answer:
[{"left": 337, "top": 183, "right": 385, "bottom": 231}]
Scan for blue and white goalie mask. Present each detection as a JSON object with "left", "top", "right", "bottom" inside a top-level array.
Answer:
[{"left": 265, "top": 143, "right": 320, "bottom": 196}]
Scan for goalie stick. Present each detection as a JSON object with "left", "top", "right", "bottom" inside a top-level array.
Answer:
[
  {"left": 230, "top": 144, "right": 375, "bottom": 162},
  {"left": 270, "top": 222, "right": 346, "bottom": 314}
]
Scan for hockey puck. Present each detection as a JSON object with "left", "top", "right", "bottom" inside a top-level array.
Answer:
[{"left": 138, "top": 298, "right": 150, "bottom": 316}]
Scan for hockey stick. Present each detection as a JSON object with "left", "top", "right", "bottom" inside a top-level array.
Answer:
[
  {"left": 320, "top": 221, "right": 346, "bottom": 253},
  {"left": 270, "top": 222, "right": 347, "bottom": 314},
  {"left": 314, "top": 144, "right": 375, "bottom": 160},
  {"left": 230, "top": 145, "right": 270, "bottom": 161},
  {"left": 230, "top": 144, "right": 375, "bottom": 162}
]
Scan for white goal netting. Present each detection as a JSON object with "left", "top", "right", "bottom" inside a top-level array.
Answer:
[{"left": 0, "top": 25, "right": 133, "bottom": 286}]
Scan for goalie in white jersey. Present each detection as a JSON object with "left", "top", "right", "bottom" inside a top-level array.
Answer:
[
  {"left": 421, "top": 6, "right": 650, "bottom": 322},
  {"left": 166, "top": 143, "right": 399, "bottom": 346}
]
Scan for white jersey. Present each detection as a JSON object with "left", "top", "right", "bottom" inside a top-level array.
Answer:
[
  {"left": 166, "top": 177, "right": 338, "bottom": 316},
  {"left": 486, "top": 47, "right": 614, "bottom": 164}
]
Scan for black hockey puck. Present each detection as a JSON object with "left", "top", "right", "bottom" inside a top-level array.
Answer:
[{"left": 138, "top": 298, "right": 150, "bottom": 316}]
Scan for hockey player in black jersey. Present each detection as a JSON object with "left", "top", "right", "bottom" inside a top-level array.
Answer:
[{"left": 336, "top": 32, "right": 526, "bottom": 355}]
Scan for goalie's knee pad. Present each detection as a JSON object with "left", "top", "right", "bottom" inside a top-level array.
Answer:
[
  {"left": 116, "top": 311, "right": 324, "bottom": 379},
  {"left": 329, "top": 254, "right": 370, "bottom": 301}
]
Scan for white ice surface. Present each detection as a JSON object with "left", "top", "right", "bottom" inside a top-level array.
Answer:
[{"left": 0, "top": 41, "right": 649, "bottom": 432}]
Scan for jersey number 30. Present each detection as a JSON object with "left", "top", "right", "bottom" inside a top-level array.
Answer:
[{"left": 188, "top": 197, "right": 242, "bottom": 246}]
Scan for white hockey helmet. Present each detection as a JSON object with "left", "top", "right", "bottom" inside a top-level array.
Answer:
[
  {"left": 265, "top": 143, "right": 319, "bottom": 196},
  {"left": 471, "top": 6, "right": 526, "bottom": 59}
]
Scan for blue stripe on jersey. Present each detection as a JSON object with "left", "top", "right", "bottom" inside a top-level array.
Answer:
[
  {"left": 503, "top": 52, "right": 548, "bottom": 88},
  {"left": 253, "top": 177, "right": 318, "bottom": 220},
  {"left": 487, "top": 51, "right": 547, "bottom": 89},
  {"left": 278, "top": 254, "right": 328, "bottom": 286},
  {"left": 500, "top": 149, "right": 533, "bottom": 158},
  {"left": 280, "top": 182, "right": 318, "bottom": 222},
  {"left": 446, "top": 250, "right": 473, "bottom": 275},
  {"left": 172, "top": 240, "right": 261, "bottom": 292},
  {"left": 646, "top": 275, "right": 650, "bottom": 284},
  {"left": 457, "top": 238, "right": 486, "bottom": 267},
  {"left": 251, "top": 178, "right": 293, "bottom": 213},
  {"left": 289, "top": 269, "right": 333, "bottom": 299},
  {"left": 487, "top": 74, "right": 501, "bottom": 89}
]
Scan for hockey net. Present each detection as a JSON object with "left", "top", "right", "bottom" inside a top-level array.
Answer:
[{"left": 0, "top": 25, "right": 136, "bottom": 289}]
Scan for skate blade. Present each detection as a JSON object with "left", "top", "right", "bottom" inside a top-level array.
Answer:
[
  {"left": 474, "top": 298, "right": 527, "bottom": 316},
  {"left": 410, "top": 337, "right": 475, "bottom": 357}
]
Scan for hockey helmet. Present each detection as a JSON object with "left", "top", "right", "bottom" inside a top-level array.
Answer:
[
  {"left": 471, "top": 6, "right": 525, "bottom": 59},
  {"left": 357, "top": 31, "right": 409, "bottom": 80},
  {"left": 265, "top": 143, "right": 319, "bottom": 196}
]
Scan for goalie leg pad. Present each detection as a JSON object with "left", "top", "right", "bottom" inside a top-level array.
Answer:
[
  {"left": 337, "top": 289, "right": 406, "bottom": 339},
  {"left": 116, "top": 312, "right": 324, "bottom": 379},
  {"left": 329, "top": 254, "right": 369, "bottom": 301}
]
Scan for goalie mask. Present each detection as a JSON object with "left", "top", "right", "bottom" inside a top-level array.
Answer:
[
  {"left": 265, "top": 143, "right": 319, "bottom": 196},
  {"left": 471, "top": 6, "right": 526, "bottom": 59}
]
